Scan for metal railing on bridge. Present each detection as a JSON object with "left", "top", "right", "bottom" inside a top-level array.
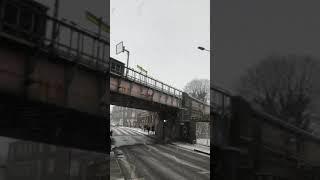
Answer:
[
  {"left": 44, "top": 16, "right": 109, "bottom": 72},
  {"left": 250, "top": 107, "right": 320, "bottom": 169},
  {"left": 216, "top": 94, "right": 320, "bottom": 179},
  {"left": 111, "top": 65, "right": 184, "bottom": 99},
  {"left": 0, "top": 0, "right": 109, "bottom": 72},
  {"left": 211, "top": 86, "right": 320, "bottom": 179},
  {"left": 210, "top": 85, "right": 232, "bottom": 116}
]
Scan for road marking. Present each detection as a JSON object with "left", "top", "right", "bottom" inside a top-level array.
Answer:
[
  {"left": 126, "top": 129, "right": 140, "bottom": 136},
  {"left": 126, "top": 128, "right": 147, "bottom": 136},
  {"left": 146, "top": 145, "right": 210, "bottom": 174},
  {"left": 156, "top": 144, "right": 209, "bottom": 163},
  {"left": 117, "top": 128, "right": 130, "bottom": 135},
  {"left": 112, "top": 128, "right": 122, "bottom": 136},
  {"left": 118, "top": 156, "right": 137, "bottom": 178},
  {"left": 167, "top": 144, "right": 210, "bottom": 158},
  {"left": 198, "top": 171, "right": 210, "bottom": 174}
]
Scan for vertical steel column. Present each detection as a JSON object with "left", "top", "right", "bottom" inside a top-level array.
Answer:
[{"left": 51, "top": 0, "right": 60, "bottom": 47}]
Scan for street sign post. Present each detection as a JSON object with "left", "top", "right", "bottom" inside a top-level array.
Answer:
[
  {"left": 116, "top": 41, "right": 124, "bottom": 55},
  {"left": 115, "top": 41, "right": 130, "bottom": 76}
]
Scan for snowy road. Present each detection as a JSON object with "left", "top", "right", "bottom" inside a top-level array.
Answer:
[
  {"left": 111, "top": 126, "right": 156, "bottom": 148},
  {"left": 111, "top": 126, "right": 210, "bottom": 180}
]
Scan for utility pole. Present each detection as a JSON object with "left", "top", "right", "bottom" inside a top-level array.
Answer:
[
  {"left": 51, "top": 0, "right": 60, "bottom": 46},
  {"left": 53, "top": 0, "right": 59, "bottom": 19},
  {"left": 125, "top": 49, "right": 130, "bottom": 76}
]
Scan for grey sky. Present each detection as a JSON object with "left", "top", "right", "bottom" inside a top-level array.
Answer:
[
  {"left": 213, "top": 0, "right": 320, "bottom": 92},
  {"left": 111, "top": 0, "right": 210, "bottom": 90}
]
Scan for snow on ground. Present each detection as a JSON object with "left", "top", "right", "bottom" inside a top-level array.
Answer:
[
  {"left": 171, "top": 142, "right": 210, "bottom": 155},
  {"left": 123, "top": 127, "right": 156, "bottom": 136},
  {"left": 196, "top": 138, "right": 210, "bottom": 147}
]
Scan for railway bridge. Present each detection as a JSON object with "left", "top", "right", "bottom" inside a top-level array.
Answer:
[{"left": 110, "top": 59, "right": 210, "bottom": 143}]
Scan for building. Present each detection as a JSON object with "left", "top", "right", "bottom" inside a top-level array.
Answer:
[
  {"left": 308, "top": 114, "right": 320, "bottom": 137},
  {"left": 111, "top": 106, "right": 147, "bottom": 127},
  {"left": 6, "top": 140, "right": 107, "bottom": 180},
  {"left": 136, "top": 111, "right": 157, "bottom": 129}
]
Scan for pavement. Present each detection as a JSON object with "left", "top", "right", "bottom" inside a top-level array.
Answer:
[
  {"left": 170, "top": 141, "right": 211, "bottom": 155},
  {"left": 196, "top": 138, "right": 210, "bottom": 147},
  {"left": 125, "top": 127, "right": 157, "bottom": 138},
  {"left": 110, "top": 151, "right": 125, "bottom": 180}
]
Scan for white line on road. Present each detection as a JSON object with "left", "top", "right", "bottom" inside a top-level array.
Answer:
[
  {"left": 167, "top": 144, "right": 210, "bottom": 158},
  {"left": 117, "top": 128, "right": 130, "bottom": 135},
  {"left": 112, "top": 128, "right": 122, "bottom": 136},
  {"left": 146, "top": 145, "right": 210, "bottom": 175},
  {"left": 125, "top": 128, "right": 140, "bottom": 136}
]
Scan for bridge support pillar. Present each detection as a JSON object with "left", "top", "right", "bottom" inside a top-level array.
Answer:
[
  {"left": 189, "top": 121, "right": 197, "bottom": 144},
  {"left": 154, "top": 111, "right": 181, "bottom": 143}
]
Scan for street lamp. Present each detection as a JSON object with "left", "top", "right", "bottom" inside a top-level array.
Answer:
[
  {"left": 197, "top": 45, "right": 213, "bottom": 83},
  {"left": 198, "top": 46, "right": 210, "bottom": 52}
]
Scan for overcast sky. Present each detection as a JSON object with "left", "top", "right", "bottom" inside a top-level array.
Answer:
[
  {"left": 213, "top": 0, "right": 320, "bottom": 92},
  {"left": 110, "top": 0, "right": 210, "bottom": 90}
]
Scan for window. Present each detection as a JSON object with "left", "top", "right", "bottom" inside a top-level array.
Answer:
[
  {"left": 9, "top": 146, "right": 15, "bottom": 160},
  {"left": 4, "top": 3, "right": 18, "bottom": 25},
  {"left": 47, "top": 159, "right": 55, "bottom": 173},
  {"left": 20, "top": 8, "right": 34, "bottom": 32},
  {"left": 39, "top": 144, "right": 43, "bottom": 152},
  {"left": 37, "top": 160, "right": 42, "bottom": 179},
  {"left": 49, "top": 145, "right": 56, "bottom": 152},
  {"left": 70, "top": 160, "right": 80, "bottom": 176}
]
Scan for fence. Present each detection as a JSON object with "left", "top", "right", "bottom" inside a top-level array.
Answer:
[
  {"left": 251, "top": 107, "right": 320, "bottom": 169},
  {"left": 210, "top": 86, "right": 232, "bottom": 117},
  {"left": 0, "top": 0, "right": 109, "bottom": 72},
  {"left": 123, "top": 66, "right": 183, "bottom": 99},
  {"left": 226, "top": 97, "right": 320, "bottom": 179}
]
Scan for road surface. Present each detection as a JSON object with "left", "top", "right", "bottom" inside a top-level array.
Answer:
[{"left": 111, "top": 126, "right": 210, "bottom": 180}]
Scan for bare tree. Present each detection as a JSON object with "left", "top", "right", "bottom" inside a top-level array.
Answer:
[
  {"left": 237, "top": 54, "right": 320, "bottom": 130},
  {"left": 184, "top": 79, "right": 210, "bottom": 103}
]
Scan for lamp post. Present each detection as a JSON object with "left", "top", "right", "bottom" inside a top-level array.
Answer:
[
  {"left": 197, "top": 46, "right": 210, "bottom": 52},
  {"left": 198, "top": 45, "right": 213, "bottom": 147},
  {"left": 51, "top": 0, "right": 60, "bottom": 47},
  {"left": 163, "top": 120, "right": 167, "bottom": 141},
  {"left": 197, "top": 45, "right": 213, "bottom": 83}
]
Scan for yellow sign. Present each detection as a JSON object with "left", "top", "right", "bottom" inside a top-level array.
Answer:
[
  {"left": 85, "top": 11, "right": 110, "bottom": 33},
  {"left": 137, "top": 65, "right": 147, "bottom": 74}
]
